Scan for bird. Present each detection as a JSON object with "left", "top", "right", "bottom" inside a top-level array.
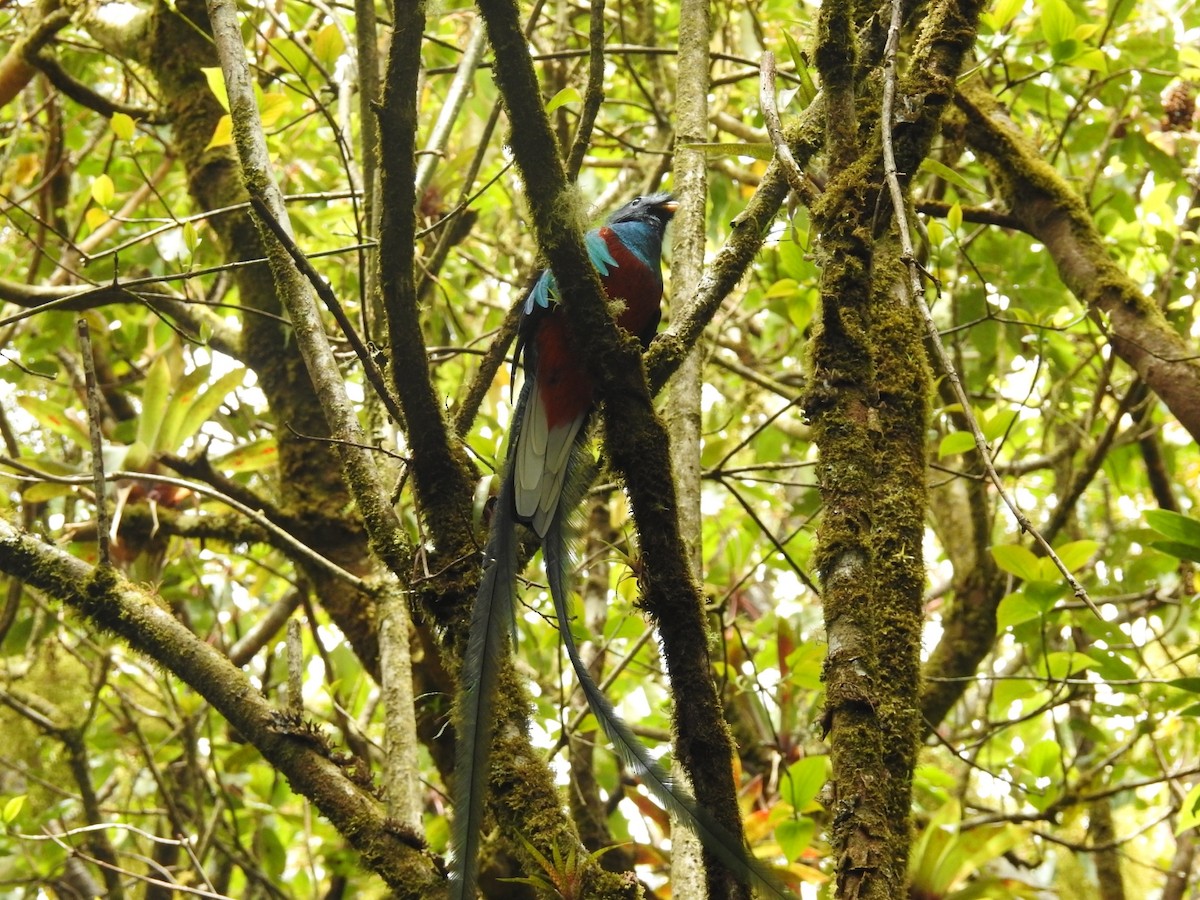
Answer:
[{"left": 450, "top": 192, "right": 795, "bottom": 900}]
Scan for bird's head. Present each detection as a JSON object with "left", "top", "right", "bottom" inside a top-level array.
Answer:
[{"left": 606, "top": 192, "right": 678, "bottom": 233}]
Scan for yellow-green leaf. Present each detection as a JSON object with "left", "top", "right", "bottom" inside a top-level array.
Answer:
[
  {"left": 312, "top": 23, "right": 346, "bottom": 69},
  {"left": 1071, "top": 48, "right": 1108, "bottom": 72},
  {"left": 91, "top": 174, "right": 114, "bottom": 207},
  {"left": 546, "top": 86, "right": 582, "bottom": 113},
  {"left": 202, "top": 66, "right": 230, "bottom": 111},
  {"left": 110, "top": 112, "right": 135, "bottom": 140},
  {"left": 677, "top": 141, "right": 775, "bottom": 160},
  {"left": 2, "top": 795, "right": 24, "bottom": 824},
  {"left": 258, "top": 92, "right": 292, "bottom": 128},
  {"left": 182, "top": 221, "right": 200, "bottom": 253},
  {"left": 1177, "top": 783, "right": 1200, "bottom": 834},
  {"left": 1054, "top": 540, "right": 1098, "bottom": 573},
  {"left": 85, "top": 207, "right": 110, "bottom": 231},
  {"left": 206, "top": 114, "right": 233, "bottom": 150},
  {"left": 946, "top": 202, "right": 962, "bottom": 233},
  {"left": 984, "top": 0, "right": 1024, "bottom": 31},
  {"left": 212, "top": 437, "right": 278, "bottom": 474}
]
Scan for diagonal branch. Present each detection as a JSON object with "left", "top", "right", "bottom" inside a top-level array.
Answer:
[
  {"left": 957, "top": 82, "right": 1200, "bottom": 443},
  {"left": 473, "top": 1, "right": 757, "bottom": 896},
  {"left": 205, "top": 0, "right": 411, "bottom": 578},
  {"left": 0, "top": 519, "right": 438, "bottom": 896}
]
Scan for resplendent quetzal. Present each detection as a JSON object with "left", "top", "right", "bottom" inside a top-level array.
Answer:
[{"left": 451, "top": 193, "right": 794, "bottom": 900}]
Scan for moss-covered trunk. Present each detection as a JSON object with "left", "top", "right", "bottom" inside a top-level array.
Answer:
[{"left": 803, "top": 0, "right": 984, "bottom": 894}]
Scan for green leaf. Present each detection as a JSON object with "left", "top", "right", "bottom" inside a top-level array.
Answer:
[
  {"left": 546, "top": 86, "right": 582, "bottom": 113},
  {"left": 982, "top": 408, "right": 1018, "bottom": 442},
  {"left": 16, "top": 396, "right": 89, "bottom": 446},
  {"left": 1150, "top": 541, "right": 1200, "bottom": 564},
  {"left": 1025, "top": 739, "right": 1061, "bottom": 779},
  {"left": 258, "top": 823, "right": 287, "bottom": 878},
  {"left": 110, "top": 112, "right": 135, "bottom": 140},
  {"left": 1145, "top": 510, "right": 1200, "bottom": 548},
  {"left": 1054, "top": 540, "right": 1099, "bottom": 573},
  {"left": 1051, "top": 38, "right": 1081, "bottom": 62},
  {"left": 202, "top": 66, "right": 230, "bottom": 111},
  {"left": 780, "top": 756, "right": 828, "bottom": 811},
  {"left": 919, "top": 158, "right": 982, "bottom": 196},
  {"left": 1025, "top": 578, "right": 1067, "bottom": 612},
  {"left": 990, "top": 544, "right": 1041, "bottom": 582},
  {"left": 1038, "top": 651, "right": 1098, "bottom": 680},
  {"left": 175, "top": 367, "right": 247, "bottom": 451},
  {"left": 91, "top": 174, "right": 114, "bottom": 208},
  {"left": 782, "top": 32, "right": 818, "bottom": 107},
  {"left": 938, "top": 430, "right": 976, "bottom": 458},
  {"left": 1039, "top": 0, "right": 1076, "bottom": 45},
  {"left": 996, "top": 592, "right": 1042, "bottom": 629},
  {"left": 775, "top": 818, "right": 815, "bottom": 862},
  {"left": 137, "top": 355, "right": 174, "bottom": 453},
  {"left": 154, "top": 364, "right": 212, "bottom": 452}
]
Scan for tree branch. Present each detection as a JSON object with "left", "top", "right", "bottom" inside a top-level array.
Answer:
[
  {"left": 205, "top": 0, "right": 412, "bottom": 579},
  {"left": 473, "top": 1, "right": 754, "bottom": 896},
  {"left": 957, "top": 82, "right": 1200, "bottom": 443},
  {"left": 378, "top": 0, "right": 478, "bottom": 561},
  {"left": 0, "top": 519, "right": 439, "bottom": 897}
]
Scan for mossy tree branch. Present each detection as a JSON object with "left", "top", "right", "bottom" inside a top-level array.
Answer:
[
  {"left": 0, "top": 519, "right": 441, "bottom": 898},
  {"left": 473, "top": 0, "right": 753, "bottom": 895},
  {"left": 378, "top": 0, "right": 479, "bottom": 567},
  {"left": 957, "top": 82, "right": 1200, "bottom": 443}
]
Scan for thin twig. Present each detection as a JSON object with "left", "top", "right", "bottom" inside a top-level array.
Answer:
[
  {"left": 759, "top": 52, "right": 817, "bottom": 205},
  {"left": 0, "top": 457, "right": 369, "bottom": 593},
  {"left": 287, "top": 617, "right": 303, "bottom": 715},
  {"left": 75, "top": 318, "right": 110, "bottom": 568},
  {"left": 248, "top": 196, "right": 405, "bottom": 428},
  {"left": 414, "top": 20, "right": 489, "bottom": 197},
  {"left": 878, "top": 0, "right": 1100, "bottom": 617}
]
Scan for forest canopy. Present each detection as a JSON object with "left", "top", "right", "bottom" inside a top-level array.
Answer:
[{"left": 0, "top": 0, "right": 1198, "bottom": 898}]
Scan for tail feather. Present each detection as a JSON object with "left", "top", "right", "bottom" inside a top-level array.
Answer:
[
  {"left": 450, "top": 472, "right": 520, "bottom": 900},
  {"left": 542, "top": 510, "right": 797, "bottom": 900}
]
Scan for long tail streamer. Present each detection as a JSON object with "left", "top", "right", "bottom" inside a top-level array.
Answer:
[
  {"left": 542, "top": 507, "right": 796, "bottom": 900},
  {"left": 449, "top": 473, "right": 519, "bottom": 900}
]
